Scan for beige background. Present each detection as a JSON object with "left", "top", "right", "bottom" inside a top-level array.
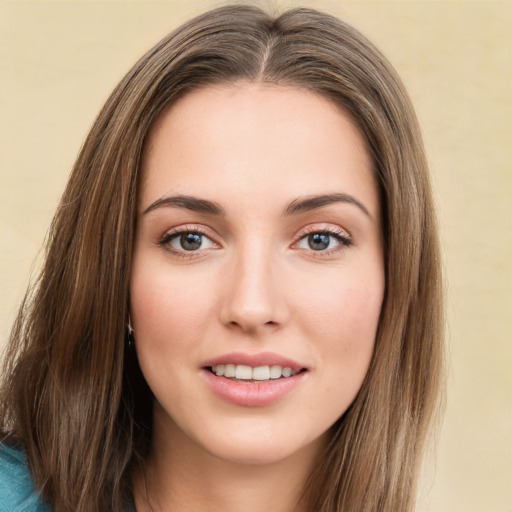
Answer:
[{"left": 1, "top": 0, "right": 511, "bottom": 510}]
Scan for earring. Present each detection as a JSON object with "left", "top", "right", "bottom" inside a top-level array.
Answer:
[{"left": 127, "top": 316, "right": 135, "bottom": 349}]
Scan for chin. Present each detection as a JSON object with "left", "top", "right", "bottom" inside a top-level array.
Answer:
[
  {"left": 192, "top": 421, "right": 327, "bottom": 468},
  {"left": 209, "top": 442, "right": 291, "bottom": 466}
]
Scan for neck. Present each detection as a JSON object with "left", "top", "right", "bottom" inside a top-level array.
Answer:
[{"left": 132, "top": 415, "right": 323, "bottom": 512}]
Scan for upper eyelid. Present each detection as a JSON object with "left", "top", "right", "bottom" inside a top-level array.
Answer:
[
  {"left": 160, "top": 223, "right": 349, "bottom": 237},
  {"left": 162, "top": 224, "right": 217, "bottom": 239},
  {"left": 295, "top": 223, "right": 351, "bottom": 239}
]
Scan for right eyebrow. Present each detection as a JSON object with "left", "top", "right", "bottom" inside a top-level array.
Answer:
[
  {"left": 142, "top": 195, "right": 226, "bottom": 216},
  {"left": 282, "top": 193, "right": 371, "bottom": 219}
]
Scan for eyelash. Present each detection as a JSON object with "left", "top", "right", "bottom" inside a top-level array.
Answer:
[
  {"left": 157, "top": 225, "right": 352, "bottom": 259},
  {"left": 295, "top": 226, "right": 352, "bottom": 256}
]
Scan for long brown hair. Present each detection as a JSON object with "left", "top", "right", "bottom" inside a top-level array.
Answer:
[{"left": 0, "top": 4, "right": 444, "bottom": 511}]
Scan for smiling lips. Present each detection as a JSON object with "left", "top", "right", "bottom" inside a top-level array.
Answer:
[{"left": 201, "top": 352, "right": 308, "bottom": 407}]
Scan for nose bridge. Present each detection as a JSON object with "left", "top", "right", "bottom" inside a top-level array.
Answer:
[{"left": 220, "top": 235, "right": 285, "bottom": 332}]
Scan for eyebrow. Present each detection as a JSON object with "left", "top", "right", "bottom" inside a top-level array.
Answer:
[
  {"left": 143, "top": 192, "right": 371, "bottom": 219},
  {"left": 282, "top": 193, "right": 371, "bottom": 218},
  {"left": 143, "top": 195, "right": 226, "bottom": 216}
]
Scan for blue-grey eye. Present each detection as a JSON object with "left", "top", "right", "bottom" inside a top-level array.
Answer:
[
  {"left": 180, "top": 233, "right": 203, "bottom": 251},
  {"left": 308, "top": 233, "right": 330, "bottom": 251},
  {"left": 297, "top": 231, "right": 350, "bottom": 252},
  {"left": 165, "top": 231, "right": 216, "bottom": 252}
]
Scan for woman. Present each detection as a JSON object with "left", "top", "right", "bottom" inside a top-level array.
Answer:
[{"left": 0, "top": 4, "right": 444, "bottom": 512}]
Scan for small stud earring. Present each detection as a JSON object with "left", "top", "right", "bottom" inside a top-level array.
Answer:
[{"left": 127, "top": 316, "right": 135, "bottom": 348}]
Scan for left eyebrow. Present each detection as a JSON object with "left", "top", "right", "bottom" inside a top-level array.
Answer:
[
  {"left": 282, "top": 193, "right": 371, "bottom": 218},
  {"left": 143, "top": 195, "right": 226, "bottom": 216}
]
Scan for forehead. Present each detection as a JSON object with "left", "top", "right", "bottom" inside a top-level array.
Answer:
[{"left": 139, "top": 83, "right": 378, "bottom": 217}]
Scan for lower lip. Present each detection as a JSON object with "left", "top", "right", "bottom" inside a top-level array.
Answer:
[{"left": 201, "top": 369, "right": 307, "bottom": 407}]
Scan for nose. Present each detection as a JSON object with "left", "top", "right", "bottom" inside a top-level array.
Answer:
[{"left": 219, "top": 242, "right": 289, "bottom": 334}]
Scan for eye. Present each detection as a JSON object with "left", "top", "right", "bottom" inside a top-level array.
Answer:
[
  {"left": 159, "top": 229, "right": 217, "bottom": 255},
  {"left": 295, "top": 228, "right": 352, "bottom": 253}
]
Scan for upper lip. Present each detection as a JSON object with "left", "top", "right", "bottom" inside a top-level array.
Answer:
[{"left": 201, "top": 352, "right": 307, "bottom": 372}]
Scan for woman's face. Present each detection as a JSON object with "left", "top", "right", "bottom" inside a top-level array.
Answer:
[{"left": 131, "top": 83, "right": 384, "bottom": 467}]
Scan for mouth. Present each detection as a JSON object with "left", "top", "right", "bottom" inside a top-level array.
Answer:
[
  {"left": 206, "top": 364, "right": 306, "bottom": 382},
  {"left": 200, "top": 353, "right": 309, "bottom": 407}
]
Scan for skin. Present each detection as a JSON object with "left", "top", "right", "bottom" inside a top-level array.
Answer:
[{"left": 130, "top": 83, "right": 385, "bottom": 512}]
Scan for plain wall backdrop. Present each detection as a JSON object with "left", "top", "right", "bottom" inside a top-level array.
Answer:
[{"left": 1, "top": 1, "right": 511, "bottom": 510}]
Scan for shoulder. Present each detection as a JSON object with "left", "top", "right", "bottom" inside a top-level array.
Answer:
[{"left": 0, "top": 442, "right": 51, "bottom": 512}]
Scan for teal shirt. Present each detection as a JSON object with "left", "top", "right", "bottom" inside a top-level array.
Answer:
[
  {"left": 0, "top": 443, "right": 50, "bottom": 512},
  {"left": 0, "top": 443, "right": 136, "bottom": 511}
]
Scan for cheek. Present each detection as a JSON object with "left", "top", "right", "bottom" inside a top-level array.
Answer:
[
  {"left": 295, "top": 267, "right": 384, "bottom": 380},
  {"left": 299, "top": 269, "right": 383, "bottom": 334},
  {"left": 130, "top": 260, "right": 216, "bottom": 354}
]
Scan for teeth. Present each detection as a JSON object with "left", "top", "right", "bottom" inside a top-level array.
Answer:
[
  {"left": 270, "top": 365, "right": 282, "bottom": 379},
  {"left": 235, "top": 364, "right": 252, "bottom": 380},
  {"left": 224, "top": 364, "right": 236, "bottom": 378},
  {"left": 252, "top": 366, "right": 270, "bottom": 381},
  {"left": 211, "top": 364, "right": 299, "bottom": 380}
]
